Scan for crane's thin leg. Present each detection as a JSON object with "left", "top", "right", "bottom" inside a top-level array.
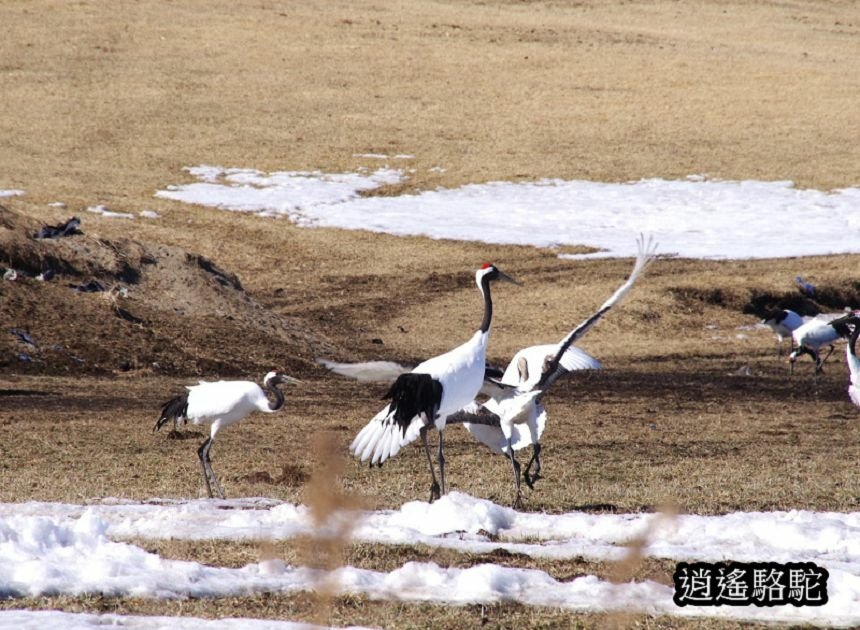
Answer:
[
  {"left": 197, "top": 438, "right": 215, "bottom": 498},
  {"left": 817, "top": 345, "right": 835, "bottom": 373},
  {"left": 524, "top": 442, "right": 542, "bottom": 489},
  {"left": 420, "top": 426, "right": 440, "bottom": 503},
  {"left": 507, "top": 439, "right": 524, "bottom": 509},
  {"left": 437, "top": 429, "right": 446, "bottom": 497},
  {"left": 198, "top": 437, "right": 225, "bottom": 499},
  {"left": 813, "top": 350, "right": 825, "bottom": 375},
  {"left": 209, "top": 465, "right": 225, "bottom": 500}
]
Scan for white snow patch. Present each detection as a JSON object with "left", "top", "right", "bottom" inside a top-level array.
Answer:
[
  {"left": 0, "top": 190, "right": 24, "bottom": 197},
  {"left": 0, "top": 610, "right": 366, "bottom": 630},
  {"left": 156, "top": 166, "right": 404, "bottom": 221},
  {"left": 86, "top": 205, "right": 135, "bottom": 219},
  {"left": 156, "top": 168, "right": 860, "bottom": 259},
  {"left": 3, "top": 494, "right": 860, "bottom": 625}
]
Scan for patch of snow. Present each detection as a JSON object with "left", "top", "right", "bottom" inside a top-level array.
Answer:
[
  {"left": 0, "top": 610, "right": 365, "bottom": 630},
  {"left": 86, "top": 205, "right": 135, "bottom": 219},
  {"left": 4, "top": 494, "right": 860, "bottom": 625},
  {"left": 0, "top": 190, "right": 24, "bottom": 197},
  {"left": 156, "top": 169, "right": 860, "bottom": 259}
]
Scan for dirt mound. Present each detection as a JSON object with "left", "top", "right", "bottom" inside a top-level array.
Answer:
[
  {"left": 668, "top": 282, "right": 860, "bottom": 319},
  {"left": 0, "top": 206, "right": 337, "bottom": 376}
]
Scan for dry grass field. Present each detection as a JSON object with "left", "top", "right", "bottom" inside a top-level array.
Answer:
[{"left": 2, "top": 0, "right": 860, "bottom": 627}]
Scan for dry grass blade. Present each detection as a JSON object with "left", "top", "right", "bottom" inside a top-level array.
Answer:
[{"left": 297, "top": 431, "right": 366, "bottom": 626}]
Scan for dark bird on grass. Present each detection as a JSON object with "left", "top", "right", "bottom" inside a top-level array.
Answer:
[
  {"left": 349, "top": 263, "right": 519, "bottom": 503},
  {"left": 34, "top": 216, "right": 82, "bottom": 240},
  {"left": 448, "top": 234, "right": 658, "bottom": 508},
  {"left": 761, "top": 308, "right": 804, "bottom": 356},
  {"left": 154, "top": 370, "right": 300, "bottom": 499}
]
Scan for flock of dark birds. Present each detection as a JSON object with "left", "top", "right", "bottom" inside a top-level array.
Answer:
[{"left": 154, "top": 236, "right": 860, "bottom": 508}]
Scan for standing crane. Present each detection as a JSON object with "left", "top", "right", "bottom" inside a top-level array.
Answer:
[
  {"left": 350, "top": 264, "right": 518, "bottom": 503},
  {"left": 825, "top": 312, "right": 860, "bottom": 408},
  {"left": 155, "top": 370, "right": 300, "bottom": 499},
  {"left": 448, "top": 235, "right": 658, "bottom": 507},
  {"left": 789, "top": 314, "right": 853, "bottom": 374}
]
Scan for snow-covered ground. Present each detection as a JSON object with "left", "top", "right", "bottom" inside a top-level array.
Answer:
[
  {"left": 0, "top": 611, "right": 364, "bottom": 630},
  {"left": 4, "top": 168, "right": 860, "bottom": 626},
  {"left": 2, "top": 493, "right": 860, "bottom": 627},
  {"left": 154, "top": 166, "right": 860, "bottom": 259}
]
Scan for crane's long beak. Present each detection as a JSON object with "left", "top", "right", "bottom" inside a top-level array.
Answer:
[
  {"left": 498, "top": 270, "right": 521, "bottom": 286},
  {"left": 280, "top": 375, "right": 302, "bottom": 384}
]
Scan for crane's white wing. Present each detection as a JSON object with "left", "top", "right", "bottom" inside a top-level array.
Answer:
[
  {"left": 316, "top": 358, "right": 412, "bottom": 382},
  {"left": 457, "top": 401, "right": 547, "bottom": 454},
  {"left": 350, "top": 403, "right": 424, "bottom": 465},
  {"left": 503, "top": 344, "right": 601, "bottom": 389},
  {"left": 535, "top": 234, "right": 657, "bottom": 391}
]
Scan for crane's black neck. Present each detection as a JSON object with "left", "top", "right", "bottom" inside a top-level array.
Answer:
[
  {"left": 850, "top": 323, "right": 860, "bottom": 359},
  {"left": 264, "top": 378, "right": 286, "bottom": 411},
  {"left": 479, "top": 273, "right": 494, "bottom": 333}
]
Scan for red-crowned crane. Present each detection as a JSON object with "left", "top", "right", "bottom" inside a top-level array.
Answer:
[
  {"left": 349, "top": 264, "right": 518, "bottom": 503},
  {"left": 823, "top": 312, "right": 860, "bottom": 409},
  {"left": 448, "top": 235, "right": 658, "bottom": 507},
  {"left": 789, "top": 313, "right": 854, "bottom": 374},
  {"left": 761, "top": 308, "right": 804, "bottom": 356},
  {"left": 845, "top": 317, "right": 860, "bottom": 410},
  {"left": 155, "top": 370, "right": 300, "bottom": 499}
]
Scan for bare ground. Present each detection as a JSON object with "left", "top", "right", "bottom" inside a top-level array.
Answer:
[{"left": 2, "top": 0, "right": 860, "bottom": 627}]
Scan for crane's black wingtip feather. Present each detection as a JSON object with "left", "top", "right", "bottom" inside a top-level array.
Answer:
[
  {"left": 382, "top": 372, "right": 443, "bottom": 436},
  {"left": 154, "top": 392, "right": 189, "bottom": 432}
]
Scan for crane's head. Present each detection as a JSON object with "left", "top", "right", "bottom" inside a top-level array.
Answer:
[
  {"left": 264, "top": 370, "right": 301, "bottom": 386},
  {"left": 476, "top": 263, "right": 520, "bottom": 287},
  {"left": 761, "top": 308, "right": 787, "bottom": 326},
  {"left": 787, "top": 345, "right": 818, "bottom": 375},
  {"left": 827, "top": 312, "right": 860, "bottom": 332}
]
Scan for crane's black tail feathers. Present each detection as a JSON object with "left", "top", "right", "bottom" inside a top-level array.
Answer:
[
  {"left": 382, "top": 373, "right": 443, "bottom": 436},
  {"left": 154, "top": 392, "right": 189, "bottom": 432}
]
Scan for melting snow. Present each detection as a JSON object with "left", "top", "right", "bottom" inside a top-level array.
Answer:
[
  {"left": 156, "top": 167, "right": 860, "bottom": 259},
  {"left": 3, "top": 493, "right": 860, "bottom": 626},
  {"left": 0, "top": 610, "right": 366, "bottom": 630}
]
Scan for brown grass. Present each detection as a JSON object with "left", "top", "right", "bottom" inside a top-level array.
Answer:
[{"left": 2, "top": 0, "right": 860, "bottom": 627}]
